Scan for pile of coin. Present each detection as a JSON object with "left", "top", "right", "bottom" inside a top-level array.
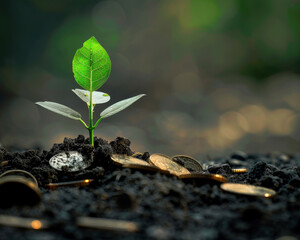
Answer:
[
  {"left": 110, "top": 153, "right": 276, "bottom": 198},
  {"left": 110, "top": 153, "right": 227, "bottom": 185}
]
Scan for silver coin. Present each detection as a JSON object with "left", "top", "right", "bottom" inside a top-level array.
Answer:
[{"left": 49, "top": 151, "right": 91, "bottom": 172}]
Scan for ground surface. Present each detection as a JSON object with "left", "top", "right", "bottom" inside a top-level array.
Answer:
[{"left": 0, "top": 135, "right": 299, "bottom": 240}]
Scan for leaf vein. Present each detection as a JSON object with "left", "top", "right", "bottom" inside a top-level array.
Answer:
[
  {"left": 74, "top": 69, "right": 90, "bottom": 80},
  {"left": 75, "top": 55, "right": 90, "bottom": 68},
  {"left": 78, "top": 50, "right": 90, "bottom": 60}
]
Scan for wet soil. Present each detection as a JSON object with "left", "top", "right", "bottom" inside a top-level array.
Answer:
[{"left": 0, "top": 136, "right": 299, "bottom": 240}]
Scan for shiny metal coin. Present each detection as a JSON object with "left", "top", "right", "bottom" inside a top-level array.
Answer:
[
  {"left": 149, "top": 153, "right": 190, "bottom": 176},
  {"left": 179, "top": 173, "right": 227, "bottom": 184},
  {"left": 220, "top": 183, "right": 276, "bottom": 198},
  {"left": 122, "top": 163, "right": 170, "bottom": 175},
  {"left": 171, "top": 155, "right": 203, "bottom": 173},
  {"left": 232, "top": 168, "right": 247, "bottom": 173},
  {"left": 49, "top": 151, "right": 91, "bottom": 172},
  {"left": 110, "top": 154, "right": 150, "bottom": 166}
]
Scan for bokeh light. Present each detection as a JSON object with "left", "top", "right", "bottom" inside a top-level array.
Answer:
[{"left": 0, "top": 0, "right": 299, "bottom": 156}]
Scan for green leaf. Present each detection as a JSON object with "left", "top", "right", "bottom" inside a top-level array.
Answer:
[
  {"left": 36, "top": 101, "right": 81, "bottom": 120},
  {"left": 72, "top": 36, "right": 111, "bottom": 91},
  {"left": 100, "top": 94, "right": 146, "bottom": 118},
  {"left": 72, "top": 89, "right": 110, "bottom": 105}
]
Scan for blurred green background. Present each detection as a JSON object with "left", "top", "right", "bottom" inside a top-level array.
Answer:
[{"left": 0, "top": 0, "right": 300, "bottom": 157}]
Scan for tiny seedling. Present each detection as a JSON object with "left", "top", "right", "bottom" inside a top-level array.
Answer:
[{"left": 36, "top": 36, "right": 145, "bottom": 146}]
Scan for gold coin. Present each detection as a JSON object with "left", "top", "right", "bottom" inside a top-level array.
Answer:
[
  {"left": 110, "top": 154, "right": 150, "bottom": 167},
  {"left": 149, "top": 153, "right": 190, "bottom": 176},
  {"left": 220, "top": 183, "right": 276, "bottom": 198},
  {"left": 171, "top": 155, "right": 203, "bottom": 173},
  {"left": 232, "top": 168, "right": 247, "bottom": 173},
  {"left": 179, "top": 173, "right": 227, "bottom": 184},
  {"left": 122, "top": 163, "right": 170, "bottom": 175}
]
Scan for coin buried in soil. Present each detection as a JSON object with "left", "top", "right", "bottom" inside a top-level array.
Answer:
[
  {"left": 149, "top": 153, "right": 190, "bottom": 176},
  {"left": 171, "top": 155, "right": 203, "bottom": 173},
  {"left": 49, "top": 151, "right": 91, "bottom": 172},
  {"left": 220, "top": 183, "right": 276, "bottom": 198},
  {"left": 110, "top": 154, "right": 150, "bottom": 167}
]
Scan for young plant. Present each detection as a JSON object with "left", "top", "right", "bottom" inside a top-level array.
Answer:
[{"left": 36, "top": 36, "right": 145, "bottom": 146}]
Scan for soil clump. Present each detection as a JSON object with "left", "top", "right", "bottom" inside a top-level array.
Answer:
[{"left": 0, "top": 135, "right": 299, "bottom": 240}]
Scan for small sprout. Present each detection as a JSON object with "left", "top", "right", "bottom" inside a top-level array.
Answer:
[{"left": 36, "top": 36, "right": 145, "bottom": 146}]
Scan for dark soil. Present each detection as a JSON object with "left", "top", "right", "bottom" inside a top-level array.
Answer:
[{"left": 0, "top": 135, "right": 299, "bottom": 240}]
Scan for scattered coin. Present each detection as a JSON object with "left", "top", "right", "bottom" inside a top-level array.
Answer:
[
  {"left": 0, "top": 170, "right": 41, "bottom": 207},
  {"left": 49, "top": 151, "right": 91, "bottom": 172},
  {"left": 0, "top": 215, "right": 48, "bottom": 229},
  {"left": 232, "top": 168, "right": 247, "bottom": 173},
  {"left": 171, "top": 155, "right": 203, "bottom": 173},
  {"left": 179, "top": 173, "right": 227, "bottom": 184},
  {"left": 149, "top": 153, "right": 190, "bottom": 176},
  {"left": 47, "top": 179, "right": 94, "bottom": 190},
  {"left": 77, "top": 216, "right": 139, "bottom": 232},
  {"left": 220, "top": 183, "right": 276, "bottom": 198},
  {"left": 122, "top": 163, "right": 170, "bottom": 175},
  {"left": 111, "top": 154, "right": 150, "bottom": 167}
]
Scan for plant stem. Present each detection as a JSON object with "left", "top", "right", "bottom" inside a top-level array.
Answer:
[
  {"left": 94, "top": 117, "right": 102, "bottom": 129},
  {"left": 89, "top": 91, "right": 94, "bottom": 146},
  {"left": 79, "top": 119, "right": 88, "bottom": 129}
]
